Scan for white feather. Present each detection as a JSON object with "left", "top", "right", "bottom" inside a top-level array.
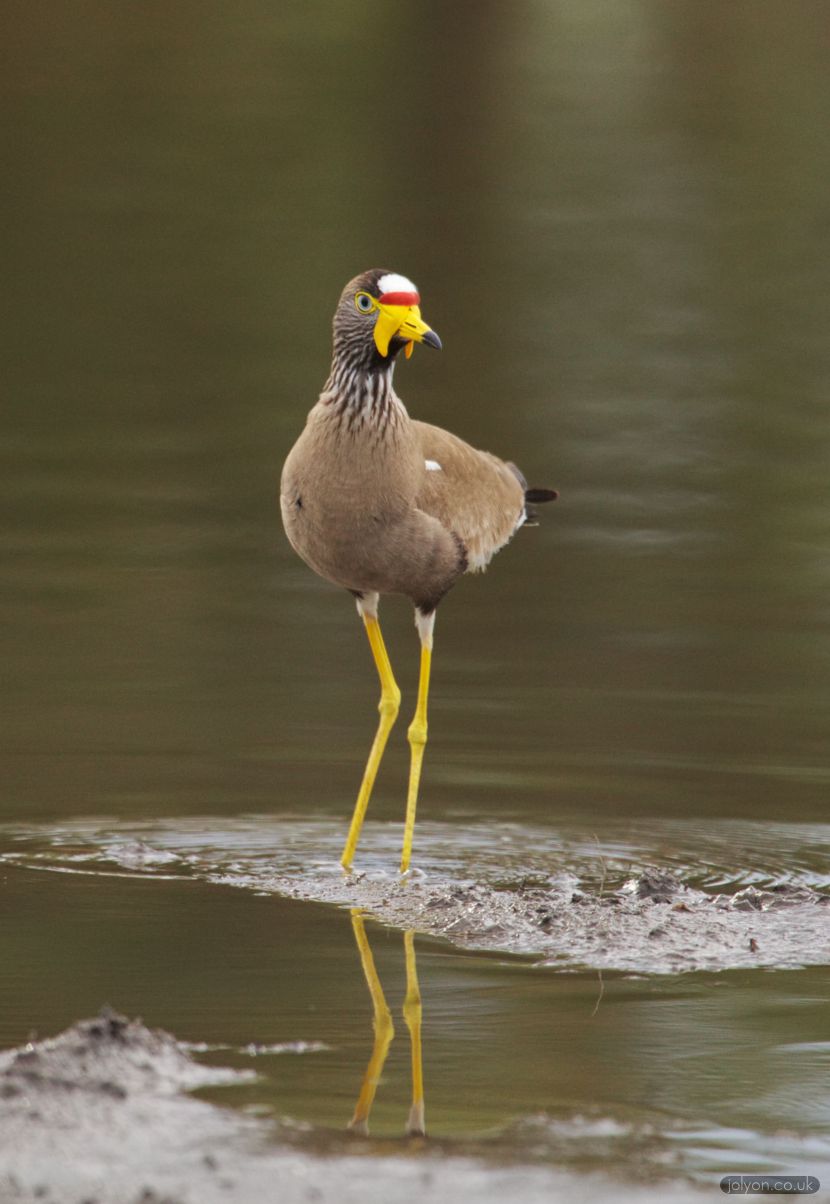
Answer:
[
  {"left": 414, "top": 607, "right": 436, "bottom": 650},
  {"left": 378, "top": 272, "right": 418, "bottom": 296},
  {"left": 355, "top": 590, "right": 379, "bottom": 620},
  {"left": 425, "top": 459, "right": 442, "bottom": 472}
]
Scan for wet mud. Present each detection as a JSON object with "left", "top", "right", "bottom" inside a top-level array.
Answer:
[
  {"left": 0, "top": 1010, "right": 706, "bottom": 1204},
  {"left": 3, "top": 817, "right": 828, "bottom": 974},
  {"left": 225, "top": 864, "right": 830, "bottom": 975},
  {"left": 1, "top": 820, "right": 827, "bottom": 1200}
]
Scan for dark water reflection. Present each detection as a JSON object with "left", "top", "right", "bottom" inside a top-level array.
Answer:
[
  {"left": 1, "top": 861, "right": 828, "bottom": 1186},
  {"left": 3, "top": 0, "right": 829, "bottom": 1194}
]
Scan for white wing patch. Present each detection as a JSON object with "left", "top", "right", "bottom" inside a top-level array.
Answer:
[
  {"left": 425, "top": 459, "right": 442, "bottom": 472},
  {"left": 378, "top": 272, "right": 418, "bottom": 296}
]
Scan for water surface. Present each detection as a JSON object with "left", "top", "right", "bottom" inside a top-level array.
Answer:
[{"left": 3, "top": 1, "right": 829, "bottom": 1197}]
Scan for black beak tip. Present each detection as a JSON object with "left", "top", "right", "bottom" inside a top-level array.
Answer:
[{"left": 422, "top": 330, "right": 442, "bottom": 351}]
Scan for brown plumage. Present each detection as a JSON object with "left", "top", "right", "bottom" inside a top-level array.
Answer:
[{"left": 280, "top": 269, "right": 556, "bottom": 872}]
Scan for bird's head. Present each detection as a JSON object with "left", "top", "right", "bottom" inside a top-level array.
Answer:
[{"left": 333, "top": 269, "right": 442, "bottom": 370}]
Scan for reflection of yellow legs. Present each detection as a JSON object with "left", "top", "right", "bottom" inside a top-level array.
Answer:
[
  {"left": 401, "top": 611, "right": 435, "bottom": 874},
  {"left": 348, "top": 911, "right": 395, "bottom": 1134},
  {"left": 402, "top": 929, "right": 425, "bottom": 1135},
  {"left": 349, "top": 912, "right": 426, "bottom": 1137},
  {"left": 341, "top": 603, "right": 401, "bottom": 870}
]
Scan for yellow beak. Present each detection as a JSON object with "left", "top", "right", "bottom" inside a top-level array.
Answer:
[{"left": 373, "top": 303, "right": 442, "bottom": 359}]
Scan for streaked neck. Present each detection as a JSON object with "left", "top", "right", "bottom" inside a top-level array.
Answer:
[{"left": 320, "top": 357, "right": 405, "bottom": 431}]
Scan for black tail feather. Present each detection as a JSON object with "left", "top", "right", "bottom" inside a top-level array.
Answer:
[
  {"left": 523, "top": 486, "right": 558, "bottom": 527},
  {"left": 507, "top": 460, "right": 559, "bottom": 525},
  {"left": 525, "top": 487, "right": 559, "bottom": 504}
]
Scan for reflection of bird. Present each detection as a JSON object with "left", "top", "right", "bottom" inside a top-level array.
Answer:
[
  {"left": 281, "top": 270, "right": 557, "bottom": 872},
  {"left": 348, "top": 910, "right": 424, "bottom": 1137}
]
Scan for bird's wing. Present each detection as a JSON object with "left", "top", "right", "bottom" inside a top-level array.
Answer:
[{"left": 412, "top": 420, "right": 526, "bottom": 572}]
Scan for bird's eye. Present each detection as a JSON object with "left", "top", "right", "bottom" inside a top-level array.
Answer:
[{"left": 355, "top": 292, "right": 375, "bottom": 314}]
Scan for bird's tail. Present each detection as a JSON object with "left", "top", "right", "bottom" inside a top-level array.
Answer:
[
  {"left": 506, "top": 461, "right": 559, "bottom": 526},
  {"left": 524, "top": 486, "right": 558, "bottom": 527}
]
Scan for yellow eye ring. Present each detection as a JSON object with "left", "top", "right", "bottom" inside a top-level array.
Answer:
[{"left": 355, "top": 292, "right": 376, "bottom": 315}]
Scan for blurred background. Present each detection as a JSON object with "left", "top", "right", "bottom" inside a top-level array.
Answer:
[
  {"left": 3, "top": 0, "right": 830, "bottom": 1185},
  {"left": 3, "top": 0, "right": 830, "bottom": 831}
]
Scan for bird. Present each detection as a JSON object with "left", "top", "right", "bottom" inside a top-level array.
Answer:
[{"left": 280, "top": 269, "right": 557, "bottom": 874}]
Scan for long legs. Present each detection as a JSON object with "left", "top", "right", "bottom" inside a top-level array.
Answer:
[
  {"left": 341, "top": 594, "right": 401, "bottom": 870},
  {"left": 401, "top": 608, "right": 434, "bottom": 873},
  {"left": 340, "top": 596, "right": 435, "bottom": 873}
]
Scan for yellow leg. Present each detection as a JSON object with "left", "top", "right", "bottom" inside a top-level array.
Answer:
[
  {"left": 341, "top": 610, "right": 401, "bottom": 870},
  {"left": 401, "top": 612, "right": 434, "bottom": 874},
  {"left": 402, "top": 929, "right": 425, "bottom": 1136},
  {"left": 348, "top": 910, "right": 395, "bottom": 1135}
]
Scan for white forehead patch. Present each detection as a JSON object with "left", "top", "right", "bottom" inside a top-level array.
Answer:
[{"left": 377, "top": 272, "right": 418, "bottom": 296}]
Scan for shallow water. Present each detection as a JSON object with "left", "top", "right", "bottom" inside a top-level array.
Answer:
[
  {"left": 3, "top": 849, "right": 830, "bottom": 1186},
  {"left": 1, "top": 816, "right": 829, "bottom": 1190},
  {"left": 3, "top": 0, "right": 830, "bottom": 1198}
]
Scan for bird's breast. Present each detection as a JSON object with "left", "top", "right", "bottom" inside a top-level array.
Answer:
[{"left": 280, "top": 405, "right": 424, "bottom": 593}]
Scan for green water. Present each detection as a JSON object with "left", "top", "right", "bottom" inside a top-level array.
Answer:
[
  {"left": 4, "top": 856, "right": 829, "bottom": 1184},
  {"left": 3, "top": 0, "right": 829, "bottom": 1193}
]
